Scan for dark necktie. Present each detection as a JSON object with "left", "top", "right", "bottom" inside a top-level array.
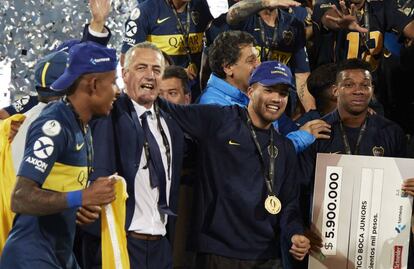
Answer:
[{"left": 140, "top": 111, "right": 175, "bottom": 216}]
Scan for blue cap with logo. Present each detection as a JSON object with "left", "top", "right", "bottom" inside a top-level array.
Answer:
[
  {"left": 34, "top": 51, "right": 69, "bottom": 97},
  {"left": 51, "top": 42, "right": 117, "bottom": 92},
  {"left": 248, "top": 61, "right": 295, "bottom": 90}
]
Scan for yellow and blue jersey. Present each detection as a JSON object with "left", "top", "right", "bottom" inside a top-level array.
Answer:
[
  {"left": 122, "top": 0, "right": 213, "bottom": 68},
  {"left": 231, "top": 9, "right": 310, "bottom": 73},
  {"left": 1, "top": 100, "right": 91, "bottom": 269}
]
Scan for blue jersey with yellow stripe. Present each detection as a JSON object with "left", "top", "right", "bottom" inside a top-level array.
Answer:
[
  {"left": 122, "top": 0, "right": 213, "bottom": 68},
  {"left": 1, "top": 100, "right": 90, "bottom": 269},
  {"left": 231, "top": 9, "right": 310, "bottom": 73}
]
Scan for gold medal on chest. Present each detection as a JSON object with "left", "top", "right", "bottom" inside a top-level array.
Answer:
[{"left": 264, "top": 195, "right": 282, "bottom": 215}]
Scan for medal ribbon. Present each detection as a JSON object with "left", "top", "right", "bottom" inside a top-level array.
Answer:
[
  {"left": 258, "top": 9, "right": 279, "bottom": 62},
  {"left": 166, "top": 0, "right": 193, "bottom": 63},
  {"left": 338, "top": 117, "right": 368, "bottom": 155},
  {"left": 245, "top": 110, "right": 276, "bottom": 196}
]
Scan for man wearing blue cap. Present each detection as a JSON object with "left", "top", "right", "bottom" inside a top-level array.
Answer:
[
  {"left": 0, "top": 42, "right": 119, "bottom": 269},
  {"left": 157, "top": 60, "right": 314, "bottom": 269},
  {"left": 11, "top": 50, "right": 67, "bottom": 171}
]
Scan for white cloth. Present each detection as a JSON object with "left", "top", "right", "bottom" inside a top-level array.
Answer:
[
  {"left": 11, "top": 102, "right": 47, "bottom": 172},
  {"left": 128, "top": 101, "right": 172, "bottom": 236}
]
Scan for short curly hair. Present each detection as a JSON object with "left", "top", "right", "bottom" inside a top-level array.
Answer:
[{"left": 208, "top": 30, "right": 256, "bottom": 79}]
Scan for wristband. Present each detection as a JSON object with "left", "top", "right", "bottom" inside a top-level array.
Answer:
[{"left": 67, "top": 190, "right": 82, "bottom": 208}]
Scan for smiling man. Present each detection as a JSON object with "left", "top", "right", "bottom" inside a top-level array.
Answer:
[
  {"left": 157, "top": 60, "right": 313, "bottom": 269},
  {"left": 90, "top": 42, "right": 185, "bottom": 269}
]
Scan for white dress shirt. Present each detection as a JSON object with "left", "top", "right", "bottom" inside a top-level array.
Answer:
[{"left": 128, "top": 101, "right": 173, "bottom": 236}]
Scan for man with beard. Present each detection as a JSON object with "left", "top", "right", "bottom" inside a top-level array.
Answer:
[
  {"left": 157, "top": 61, "right": 315, "bottom": 269},
  {"left": 91, "top": 42, "right": 185, "bottom": 269},
  {"left": 200, "top": 30, "right": 330, "bottom": 153}
]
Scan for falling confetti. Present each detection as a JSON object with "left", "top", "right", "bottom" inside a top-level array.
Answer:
[{"left": 0, "top": 0, "right": 137, "bottom": 100}]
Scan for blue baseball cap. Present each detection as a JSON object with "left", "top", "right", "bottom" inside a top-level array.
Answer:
[
  {"left": 248, "top": 61, "right": 295, "bottom": 90},
  {"left": 34, "top": 51, "right": 68, "bottom": 97},
  {"left": 54, "top": 39, "right": 81, "bottom": 52},
  {"left": 51, "top": 42, "right": 117, "bottom": 92}
]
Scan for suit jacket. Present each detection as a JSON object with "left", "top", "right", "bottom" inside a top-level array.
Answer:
[{"left": 90, "top": 93, "right": 184, "bottom": 238}]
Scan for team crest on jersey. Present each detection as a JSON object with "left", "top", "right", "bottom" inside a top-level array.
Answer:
[
  {"left": 42, "top": 120, "right": 61, "bottom": 137},
  {"left": 372, "top": 146, "right": 384, "bottom": 157},
  {"left": 33, "top": 136, "right": 55, "bottom": 159},
  {"left": 130, "top": 7, "right": 141, "bottom": 20},
  {"left": 282, "top": 30, "right": 294, "bottom": 46},
  {"left": 125, "top": 21, "right": 138, "bottom": 38},
  {"left": 191, "top": 11, "right": 200, "bottom": 26}
]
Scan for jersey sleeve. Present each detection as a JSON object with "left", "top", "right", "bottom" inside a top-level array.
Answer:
[
  {"left": 3, "top": 95, "right": 38, "bottom": 116},
  {"left": 292, "top": 47, "right": 310, "bottom": 73},
  {"left": 17, "top": 117, "right": 67, "bottom": 185},
  {"left": 121, "top": 4, "right": 150, "bottom": 54},
  {"left": 384, "top": 0, "right": 412, "bottom": 34}
]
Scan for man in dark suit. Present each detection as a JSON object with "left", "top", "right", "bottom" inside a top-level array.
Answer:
[{"left": 91, "top": 41, "right": 184, "bottom": 269}]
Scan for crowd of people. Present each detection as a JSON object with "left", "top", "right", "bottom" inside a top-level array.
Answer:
[{"left": 0, "top": 0, "right": 414, "bottom": 268}]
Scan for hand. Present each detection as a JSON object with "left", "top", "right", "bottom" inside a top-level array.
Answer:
[
  {"left": 324, "top": 0, "right": 368, "bottom": 33},
  {"left": 367, "top": 107, "right": 376, "bottom": 115},
  {"left": 290, "top": 234, "right": 311, "bottom": 261},
  {"left": 9, "top": 119, "right": 24, "bottom": 142},
  {"left": 89, "top": 0, "right": 111, "bottom": 32},
  {"left": 82, "top": 176, "right": 116, "bottom": 206},
  {"left": 76, "top": 205, "right": 102, "bottom": 225},
  {"left": 264, "top": 0, "right": 301, "bottom": 9},
  {"left": 300, "top": 119, "right": 331, "bottom": 140},
  {"left": 185, "top": 66, "right": 197, "bottom": 81},
  {"left": 304, "top": 228, "right": 323, "bottom": 254},
  {"left": 402, "top": 178, "right": 414, "bottom": 196}
]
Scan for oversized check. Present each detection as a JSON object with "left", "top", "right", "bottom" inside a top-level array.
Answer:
[{"left": 309, "top": 153, "right": 413, "bottom": 269}]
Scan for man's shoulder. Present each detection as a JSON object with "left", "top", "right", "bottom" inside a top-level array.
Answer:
[
  {"left": 199, "top": 87, "right": 229, "bottom": 105},
  {"left": 321, "top": 110, "right": 340, "bottom": 124},
  {"left": 369, "top": 113, "right": 404, "bottom": 133},
  {"left": 31, "top": 101, "right": 71, "bottom": 130}
]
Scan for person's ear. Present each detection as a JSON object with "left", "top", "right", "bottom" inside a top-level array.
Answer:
[
  {"left": 333, "top": 84, "right": 339, "bottom": 97},
  {"left": 87, "top": 76, "right": 98, "bottom": 96},
  {"left": 223, "top": 63, "right": 233, "bottom": 78},
  {"left": 247, "top": 85, "right": 254, "bottom": 99},
  {"left": 184, "top": 93, "right": 191, "bottom": 105}
]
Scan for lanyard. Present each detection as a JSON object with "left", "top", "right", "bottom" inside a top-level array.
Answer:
[
  {"left": 362, "top": 1, "right": 371, "bottom": 53},
  {"left": 166, "top": 0, "right": 193, "bottom": 63},
  {"left": 154, "top": 102, "right": 172, "bottom": 180},
  {"left": 246, "top": 110, "right": 277, "bottom": 196},
  {"left": 63, "top": 97, "right": 94, "bottom": 178},
  {"left": 258, "top": 11, "right": 278, "bottom": 62},
  {"left": 338, "top": 118, "right": 367, "bottom": 155},
  {"left": 140, "top": 103, "right": 171, "bottom": 180}
]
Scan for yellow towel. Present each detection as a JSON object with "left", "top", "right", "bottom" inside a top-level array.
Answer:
[
  {"left": 0, "top": 114, "right": 25, "bottom": 254},
  {"left": 101, "top": 176, "right": 130, "bottom": 269}
]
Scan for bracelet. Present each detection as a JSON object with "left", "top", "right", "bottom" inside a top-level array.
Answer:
[{"left": 67, "top": 190, "right": 82, "bottom": 208}]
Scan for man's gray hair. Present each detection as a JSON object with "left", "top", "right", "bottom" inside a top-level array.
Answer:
[{"left": 124, "top": 42, "right": 165, "bottom": 69}]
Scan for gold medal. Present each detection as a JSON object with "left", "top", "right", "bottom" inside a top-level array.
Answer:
[
  {"left": 264, "top": 195, "right": 282, "bottom": 215},
  {"left": 187, "top": 62, "right": 198, "bottom": 75}
]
